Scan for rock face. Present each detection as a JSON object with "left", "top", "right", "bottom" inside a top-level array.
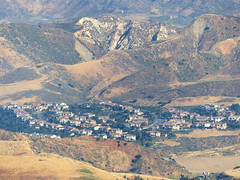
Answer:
[{"left": 74, "top": 16, "right": 178, "bottom": 58}]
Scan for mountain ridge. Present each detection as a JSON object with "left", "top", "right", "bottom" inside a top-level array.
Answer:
[
  {"left": 0, "top": 14, "right": 239, "bottom": 106},
  {"left": 1, "top": 0, "right": 240, "bottom": 26}
]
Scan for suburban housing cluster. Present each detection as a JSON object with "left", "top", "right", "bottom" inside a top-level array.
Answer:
[{"left": 2, "top": 102, "right": 240, "bottom": 141}]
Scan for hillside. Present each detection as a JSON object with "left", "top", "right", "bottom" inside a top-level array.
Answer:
[
  {"left": 0, "top": 16, "right": 178, "bottom": 104},
  {"left": 67, "top": 14, "right": 240, "bottom": 106},
  {"left": 0, "top": 14, "right": 239, "bottom": 105},
  {"left": 31, "top": 136, "right": 188, "bottom": 177},
  {"left": 1, "top": 0, "right": 239, "bottom": 26},
  {"left": 0, "top": 130, "right": 186, "bottom": 179}
]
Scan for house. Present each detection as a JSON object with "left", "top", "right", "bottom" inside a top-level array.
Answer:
[
  {"left": 161, "top": 132, "right": 168, "bottom": 137},
  {"left": 165, "top": 107, "right": 176, "bottom": 112},
  {"left": 130, "top": 118, "right": 148, "bottom": 125},
  {"left": 79, "top": 129, "right": 92, "bottom": 136},
  {"left": 80, "top": 123, "right": 94, "bottom": 128},
  {"left": 147, "top": 131, "right": 161, "bottom": 137},
  {"left": 211, "top": 116, "right": 225, "bottom": 122},
  {"left": 99, "top": 134, "right": 108, "bottom": 139},
  {"left": 79, "top": 116, "right": 87, "bottom": 121},
  {"left": 228, "top": 115, "right": 240, "bottom": 122},
  {"left": 212, "top": 123, "right": 227, "bottom": 130},
  {"left": 70, "top": 120, "right": 81, "bottom": 126},
  {"left": 188, "top": 113, "right": 200, "bottom": 119},
  {"left": 178, "top": 122, "right": 192, "bottom": 129},
  {"left": 46, "top": 134, "right": 61, "bottom": 139},
  {"left": 37, "top": 121, "right": 45, "bottom": 127},
  {"left": 57, "top": 111, "right": 74, "bottom": 117},
  {"left": 224, "top": 111, "right": 235, "bottom": 117},
  {"left": 128, "top": 121, "right": 142, "bottom": 127},
  {"left": 123, "top": 134, "right": 136, "bottom": 141},
  {"left": 109, "top": 132, "right": 121, "bottom": 138},
  {"left": 108, "top": 128, "right": 123, "bottom": 135},
  {"left": 67, "top": 127, "right": 80, "bottom": 132},
  {"left": 196, "top": 122, "right": 212, "bottom": 128},
  {"left": 83, "top": 113, "right": 95, "bottom": 118},
  {"left": 84, "top": 119, "right": 97, "bottom": 125},
  {"left": 162, "top": 122, "right": 180, "bottom": 130},
  {"left": 29, "top": 120, "right": 37, "bottom": 126},
  {"left": 98, "top": 116, "right": 110, "bottom": 123},
  {"left": 196, "top": 116, "right": 211, "bottom": 122},
  {"left": 59, "top": 116, "right": 70, "bottom": 124}
]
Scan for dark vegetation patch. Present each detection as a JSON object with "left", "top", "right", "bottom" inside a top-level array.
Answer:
[{"left": 0, "top": 67, "right": 40, "bottom": 84}]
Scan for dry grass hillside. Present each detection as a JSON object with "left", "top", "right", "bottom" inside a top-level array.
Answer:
[
  {"left": 62, "top": 15, "right": 240, "bottom": 106},
  {"left": 30, "top": 136, "right": 188, "bottom": 178},
  {"left": 0, "top": 130, "right": 170, "bottom": 180},
  {"left": 0, "top": 14, "right": 239, "bottom": 106}
]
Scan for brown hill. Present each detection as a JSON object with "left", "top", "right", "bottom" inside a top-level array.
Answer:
[
  {"left": 0, "top": 16, "right": 178, "bottom": 104},
  {"left": 30, "top": 136, "right": 188, "bottom": 177},
  {"left": 82, "top": 14, "right": 240, "bottom": 105},
  {"left": 0, "top": 14, "right": 239, "bottom": 106},
  {"left": 0, "top": 130, "right": 187, "bottom": 179}
]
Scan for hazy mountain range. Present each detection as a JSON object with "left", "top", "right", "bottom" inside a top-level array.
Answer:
[{"left": 1, "top": 0, "right": 240, "bottom": 25}]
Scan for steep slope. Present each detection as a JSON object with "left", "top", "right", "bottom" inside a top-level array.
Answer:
[
  {"left": 31, "top": 136, "right": 188, "bottom": 177},
  {"left": 66, "top": 14, "right": 240, "bottom": 105},
  {"left": 0, "top": 22, "right": 82, "bottom": 66},
  {"left": 0, "top": 130, "right": 187, "bottom": 179},
  {"left": 0, "top": 17, "right": 179, "bottom": 104},
  {"left": 0, "top": 14, "right": 239, "bottom": 105},
  {"left": 74, "top": 15, "right": 178, "bottom": 58}
]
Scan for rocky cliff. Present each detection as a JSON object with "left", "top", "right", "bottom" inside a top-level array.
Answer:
[{"left": 74, "top": 16, "right": 178, "bottom": 59}]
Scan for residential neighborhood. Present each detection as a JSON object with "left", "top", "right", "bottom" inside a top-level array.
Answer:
[{"left": 1, "top": 102, "right": 240, "bottom": 141}]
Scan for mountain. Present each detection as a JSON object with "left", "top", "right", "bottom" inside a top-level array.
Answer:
[
  {"left": 0, "top": 16, "right": 178, "bottom": 104},
  {"left": 0, "top": 14, "right": 239, "bottom": 106},
  {"left": 1, "top": 0, "right": 240, "bottom": 26},
  {"left": 66, "top": 14, "right": 240, "bottom": 106}
]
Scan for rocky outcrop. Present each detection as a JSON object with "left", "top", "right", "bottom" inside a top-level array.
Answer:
[{"left": 74, "top": 15, "right": 178, "bottom": 57}]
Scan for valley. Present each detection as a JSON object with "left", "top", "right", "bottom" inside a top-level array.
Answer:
[{"left": 0, "top": 1, "right": 240, "bottom": 179}]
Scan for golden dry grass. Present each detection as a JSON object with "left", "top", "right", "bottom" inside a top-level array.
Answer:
[
  {"left": 0, "top": 141, "right": 34, "bottom": 155},
  {"left": 0, "top": 96, "right": 39, "bottom": 105},
  {"left": 156, "top": 140, "right": 181, "bottom": 147},
  {"left": 0, "top": 139, "right": 168, "bottom": 180},
  {"left": 167, "top": 96, "right": 240, "bottom": 107},
  {"left": 113, "top": 173, "right": 170, "bottom": 180},
  {"left": 175, "top": 156, "right": 240, "bottom": 173},
  {"left": 0, "top": 154, "right": 125, "bottom": 180},
  {"left": 0, "top": 40, "right": 33, "bottom": 73},
  {"left": 176, "top": 129, "right": 240, "bottom": 138},
  {"left": 0, "top": 76, "right": 47, "bottom": 97},
  {"left": 178, "top": 145, "right": 240, "bottom": 158},
  {"left": 226, "top": 168, "right": 240, "bottom": 178}
]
